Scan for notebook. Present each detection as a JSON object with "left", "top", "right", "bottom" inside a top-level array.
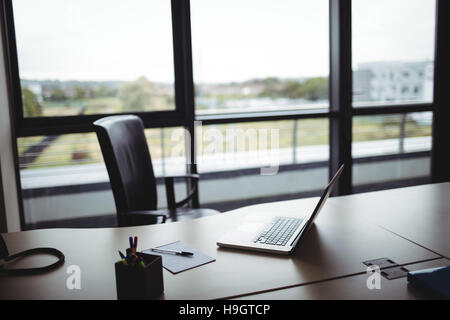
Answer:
[
  {"left": 143, "top": 241, "right": 215, "bottom": 274},
  {"left": 407, "top": 266, "right": 450, "bottom": 299}
]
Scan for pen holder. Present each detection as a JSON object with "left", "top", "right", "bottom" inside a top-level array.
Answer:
[{"left": 115, "top": 252, "right": 164, "bottom": 300}]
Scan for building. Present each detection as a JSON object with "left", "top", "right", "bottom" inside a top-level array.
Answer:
[{"left": 353, "top": 61, "right": 434, "bottom": 104}]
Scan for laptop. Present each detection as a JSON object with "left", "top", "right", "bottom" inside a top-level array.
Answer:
[{"left": 217, "top": 164, "right": 344, "bottom": 255}]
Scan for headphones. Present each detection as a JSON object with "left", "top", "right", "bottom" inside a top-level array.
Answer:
[{"left": 0, "top": 234, "right": 65, "bottom": 275}]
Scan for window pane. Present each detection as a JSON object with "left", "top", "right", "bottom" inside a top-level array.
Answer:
[
  {"left": 13, "top": 0, "right": 175, "bottom": 117},
  {"left": 352, "top": 112, "right": 432, "bottom": 189},
  {"left": 352, "top": 0, "right": 436, "bottom": 106},
  {"left": 191, "top": 0, "right": 329, "bottom": 115},
  {"left": 18, "top": 128, "right": 186, "bottom": 228},
  {"left": 195, "top": 120, "right": 329, "bottom": 210}
]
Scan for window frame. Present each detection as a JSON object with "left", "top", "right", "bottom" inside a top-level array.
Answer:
[
  {"left": 1, "top": 0, "right": 193, "bottom": 137},
  {"left": 1, "top": 0, "right": 446, "bottom": 231}
]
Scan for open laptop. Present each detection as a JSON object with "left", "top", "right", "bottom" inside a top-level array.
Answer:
[{"left": 217, "top": 164, "right": 344, "bottom": 255}]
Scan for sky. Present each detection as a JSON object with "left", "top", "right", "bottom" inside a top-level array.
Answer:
[{"left": 12, "top": 0, "right": 436, "bottom": 83}]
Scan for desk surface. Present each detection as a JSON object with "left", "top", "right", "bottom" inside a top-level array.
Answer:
[
  {"left": 235, "top": 258, "right": 450, "bottom": 300},
  {"left": 338, "top": 183, "right": 450, "bottom": 258},
  {"left": 0, "top": 183, "right": 448, "bottom": 300}
]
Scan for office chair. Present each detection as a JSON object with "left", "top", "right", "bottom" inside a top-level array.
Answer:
[{"left": 94, "top": 115, "right": 219, "bottom": 227}]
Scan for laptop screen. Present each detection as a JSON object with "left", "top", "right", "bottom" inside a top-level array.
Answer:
[{"left": 302, "top": 164, "right": 344, "bottom": 233}]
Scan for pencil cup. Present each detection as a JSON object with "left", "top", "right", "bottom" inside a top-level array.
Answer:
[{"left": 115, "top": 252, "right": 164, "bottom": 300}]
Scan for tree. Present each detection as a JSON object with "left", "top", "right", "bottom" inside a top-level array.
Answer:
[
  {"left": 298, "top": 77, "right": 328, "bottom": 101},
  {"left": 49, "top": 87, "right": 66, "bottom": 101},
  {"left": 74, "top": 86, "right": 86, "bottom": 99},
  {"left": 258, "top": 77, "right": 282, "bottom": 98},
  {"left": 280, "top": 80, "right": 304, "bottom": 99},
  {"left": 118, "top": 76, "right": 155, "bottom": 110},
  {"left": 22, "top": 87, "right": 42, "bottom": 117},
  {"left": 277, "top": 77, "right": 328, "bottom": 101},
  {"left": 95, "top": 85, "right": 116, "bottom": 98}
]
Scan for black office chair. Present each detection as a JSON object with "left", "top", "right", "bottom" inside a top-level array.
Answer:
[{"left": 94, "top": 115, "right": 219, "bottom": 227}]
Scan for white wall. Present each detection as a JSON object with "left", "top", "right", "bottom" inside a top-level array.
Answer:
[{"left": 0, "top": 22, "right": 21, "bottom": 232}]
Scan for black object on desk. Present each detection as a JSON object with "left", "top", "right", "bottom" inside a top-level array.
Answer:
[
  {"left": 115, "top": 252, "right": 164, "bottom": 300},
  {"left": 0, "top": 234, "right": 65, "bottom": 276},
  {"left": 407, "top": 266, "right": 450, "bottom": 299}
]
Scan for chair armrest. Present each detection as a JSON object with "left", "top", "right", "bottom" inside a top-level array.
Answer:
[
  {"left": 162, "top": 173, "right": 199, "bottom": 181},
  {"left": 164, "top": 174, "right": 200, "bottom": 210},
  {"left": 122, "top": 209, "right": 167, "bottom": 226}
]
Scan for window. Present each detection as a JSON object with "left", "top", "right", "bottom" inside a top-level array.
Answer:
[
  {"left": 191, "top": 0, "right": 329, "bottom": 115},
  {"left": 2, "top": 1, "right": 442, "bottom": 230},
  {"left": 13, "top": 0, "right": 175, "bottom": 117},
  {"left": 352, "top": 112, "right": 432, "bottom": 189},
  {"left": 18, "top": 127, "right": 186, "bottom": 228},
  {"left": 196, "top": 119, "right": 329, "bottom": 210},
  {"left": 352, "top": 0, "right": 436, "bottom": 106},
  {"left": 196, "top": 119, "right": 328, "bottom": 172}
]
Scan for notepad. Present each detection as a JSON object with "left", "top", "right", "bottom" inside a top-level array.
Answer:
[{"left": 143, "top": 241, "right": 215, "bottom": 274}]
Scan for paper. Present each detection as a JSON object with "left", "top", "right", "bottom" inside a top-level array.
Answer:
[{"left": 143, "top": 241, "right": 215, "bottom": 274}]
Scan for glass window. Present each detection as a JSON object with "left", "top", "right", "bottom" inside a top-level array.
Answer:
[
  {"left": 352, "top": 0, "right": 436, "bottom": 106},
  {"left": 18, "top": 127, "right": 186, "bottom": 228},
  {"left": 13, "top": 0, "right": 175, "bottom": 117},
  {"left": 195, "top": 119, "right": 329, "bottom": 210},
  {"left": 352, "top": 112, "right": 432, "bottom": 188},
  {"left": 191, "top": 0, "right": 329, "bottom": 115}
]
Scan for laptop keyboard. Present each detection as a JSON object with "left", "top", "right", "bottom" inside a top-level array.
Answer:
[{"left": 254, "top": 217, "right": 303, "bottom": 246}]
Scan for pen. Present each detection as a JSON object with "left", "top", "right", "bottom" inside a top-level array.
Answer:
[
  {"left": 118, "top": 250, "right": 126, "bottom": 260},
  {"left": 129, "top": 236, "right": 133, "bottom": 249},
  {"left": 134, "top": 236, "right": 138, "bottom": 250},
  {"left": 130, "top": 255, "right": 137, "bottom": 266},
  {"left": 151, "top": 248, "right": 194, "bottom": 256}
]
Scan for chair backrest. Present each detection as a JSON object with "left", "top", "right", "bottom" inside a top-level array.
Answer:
[{"left": 94, "top": 115, "right": 158, "bottom": 220}]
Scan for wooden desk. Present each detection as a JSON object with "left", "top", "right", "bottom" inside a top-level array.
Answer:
[
  {"left": 0, "top": 183, "right": 447, "bottom": 300},
  {"left": 325, "top": 183, "right": 450, "bottom": 258}
]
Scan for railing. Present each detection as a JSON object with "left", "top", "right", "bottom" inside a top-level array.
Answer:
[
  {"left": 18, "top": 129, "right": 172, "bottom": 173},
  {"left": 18, "top": 115, "right": 430, "bottom": 172}
]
